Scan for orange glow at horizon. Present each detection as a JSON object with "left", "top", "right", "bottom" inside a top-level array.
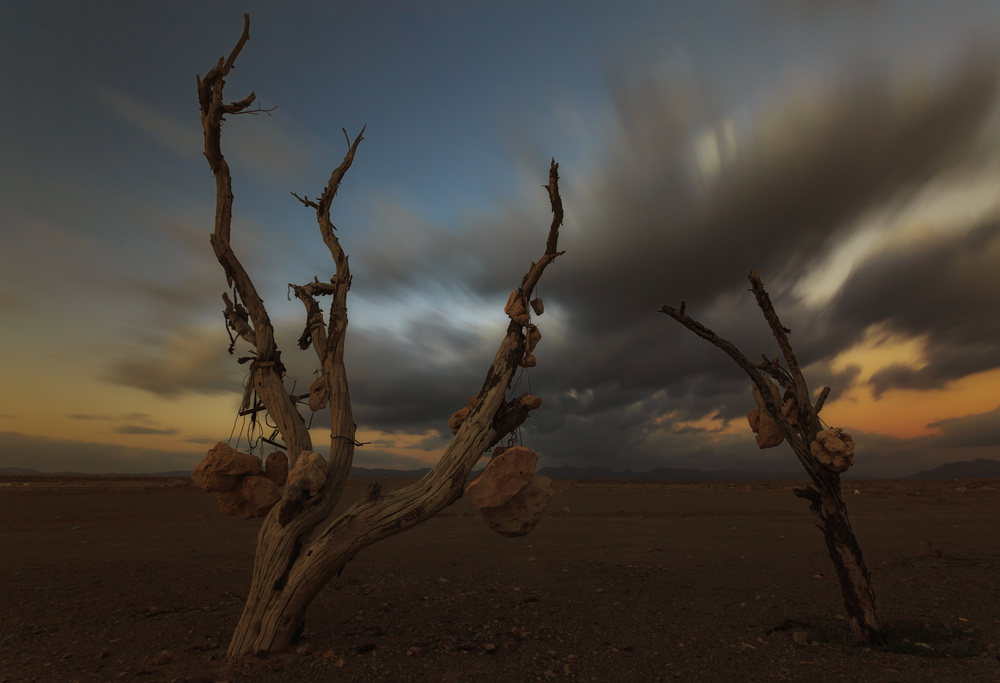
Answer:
[
  {"left": 820, "top": 324, "right": 1000, "bottom": 437},
  {"left": 823, "top": 366, "right": 1000, "bottom": 438}
]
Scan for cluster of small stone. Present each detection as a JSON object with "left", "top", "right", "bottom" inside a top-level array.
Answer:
[
  {"left": 191, "top": 441, "right": 328, "bottom": 518},
  {"left": 503, "top": 291, "right": 544, "bottom": 368},
  {"left": 745, "top": 380, "right": 855, "bottom": 473}
]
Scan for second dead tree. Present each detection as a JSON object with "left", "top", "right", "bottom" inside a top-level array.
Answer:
[{"left": 659, "top": 269, "right": 883, "bottom": 645}]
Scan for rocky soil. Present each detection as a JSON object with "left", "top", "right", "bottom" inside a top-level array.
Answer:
[{"left": 1, "top": 476, "right": 999, "bottom": 682}]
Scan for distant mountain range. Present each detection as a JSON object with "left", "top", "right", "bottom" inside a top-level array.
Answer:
[
  {"left": 4, "top": 458, "right": 1000, "bottom": 480},
  {"left": 904, "top": 458, "right": 1000, "bottom": 480}
]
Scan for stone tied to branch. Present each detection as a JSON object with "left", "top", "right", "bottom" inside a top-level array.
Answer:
[
  {"left": 810, "top": 427, "right": 855, "bottom": 473},
  {"left": 192, "top": 442, "right": 281, "bottom": 518},
  {"left": 308, "top": 376, "right": 329, "bottom": 412},
  {"left": 217, "top": 474, "right": 281, "bottom": 519},
  {"left": 465, "top": 446, "right": 539, "bottom": 509},
  {"left": 192, "top": 441, "right": 262, "bottom": 493},
  {"left": 504, "top": 291, "right": 530, "bottom": 326},
  {"left": 448, "top": 395, "right": 483, "bottom": 435},
  {"left": 481, "top": 474, "right": 554, "bottom": 537},
  {"left": 264, "top": 450, "right": 288, "bottom": 486},
  {"left": 746, "top": 379, "right": 785, "bottom": 449}
]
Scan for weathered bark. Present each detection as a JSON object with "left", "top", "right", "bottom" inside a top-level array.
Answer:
[
  {"left": 658, "top": 269, "right": 882, "bottom": 645},
  {"left": 196, "top": 15, "right": 566, "bottom": 657}
]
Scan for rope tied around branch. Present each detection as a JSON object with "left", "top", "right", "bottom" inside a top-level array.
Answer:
[{"left": 332, "top": 435, "right": 371, "bottom": 447}]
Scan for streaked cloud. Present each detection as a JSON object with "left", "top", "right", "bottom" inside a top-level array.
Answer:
[{"left": 96, "top": 86, "right": 201, "bottom": 161}]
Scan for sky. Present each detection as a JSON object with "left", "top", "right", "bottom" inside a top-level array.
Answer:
[{"left": 2, "top": 1, "right": 1000, "bottom": 478}]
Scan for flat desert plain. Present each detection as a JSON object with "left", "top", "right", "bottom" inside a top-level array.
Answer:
[{"left": 2, "top": 477, "right": 999, "bottom": 682}]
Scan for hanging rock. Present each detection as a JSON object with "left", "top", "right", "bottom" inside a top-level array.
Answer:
[
  {"left": 191, "top": 442, "right": 262, "bottom": 493},
  {"left": 217, "top": 474, "right": 280, "bottom": 519},
  {"left": 481, "top": 474, "right": 554, "bottom": 537},
  {"left": 449, "top": 407, "right": 470, "bottom": 435},
  {"left": 810, "top": 428, "right": 855, "bottom": 473},
  {"left": 525, "top": 325, "right": 541, "bottom": 354},
  {"left": 520, "top": 354, "right": 537, "bottom": 368},
  {"left": 504, "top": 291, "right": 530, "bottom": 326},
  {"left": 264, "top": 450, "right": 288, "bottom": 487},
  {"left": 748, "top": 380, "right": 786, "bottom": 448},
  {"left": 747, "top": 408, "right": 784, "bottom": 449},
  {"left": 288, "top": 450, "right": 328, "bottom": 493},
  {"left": 530, "top": 298, "right": 544, "bottom": 315},
  {"left": 519, "top": 394, "right": 542, "bottom": 411},
  {"left": 465, "top": 446, "right": 538, "bottom": 509},
  {"left": 308, "top": 376, "right": 329, "bottom": 412}
]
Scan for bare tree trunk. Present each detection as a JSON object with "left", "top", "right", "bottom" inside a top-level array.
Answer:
[
  {"left": 794, "top": 475, "right": 881, "bottom": 644},
  {"left": 659, "top": 270, "right": 883, "bottom": 645},
  {"left": 196, "top": 15, "right": 567, "bottom": 657}
]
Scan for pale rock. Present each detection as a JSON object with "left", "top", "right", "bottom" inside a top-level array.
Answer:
[
  {"left": 748, "top": 381, "right": 786, "bottom": 448},
  {"left": 191, "top": 442, "right": 262, "bottom": 493},
  {"left": 480, "top": 474, "right": 554, "bottom": 538},
  {"left": 289, "top": 450, "right": 327, "bottom": 493},
  {"left": 810, "top": 427, "right": 855, "bottom": 473},
  {"left": 465, "top": 446, "right": 538, "bottom": 509},
  {"left": 308, "top": 376, "right": 329, "bottom": 412},
  {"left": 264, "top": 450, "right": 288, "bottom": 487},
  {"left": 747, "top": 409, "right": 784, "bottom": 449},
  {"left": 519, "top": 394, "right": 542, "bottom": 411}
]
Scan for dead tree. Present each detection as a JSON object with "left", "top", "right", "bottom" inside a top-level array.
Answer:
[
  {"left": 658, "top": 270, "right": 882, "bottom": 645},
  {"left": 194, "top": 15, "right": 566, "bottom": 657}
]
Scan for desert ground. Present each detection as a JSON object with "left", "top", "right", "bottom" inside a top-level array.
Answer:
[{"left": 1, "top": 476, "right": 999, "bottom": 682}]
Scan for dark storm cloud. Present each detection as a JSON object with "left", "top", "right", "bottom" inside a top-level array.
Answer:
[
  {"left": 556, "top": 53, "right": 998, "bottom": 331},
  {"left": 101, "top": 50, "right": 1000, "bottom": 478},
  {"left": 339, "top": 51, "right": 1000, "bottom": 439},
  {"left": 830, "top": 218, "right": 1000, "bottom": 395},
  {"left": 335, "top": 316, "right": 496, "bottom": 432},
  {"left": 114, "top": 425, "right": 178, "bottom": 436}
]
